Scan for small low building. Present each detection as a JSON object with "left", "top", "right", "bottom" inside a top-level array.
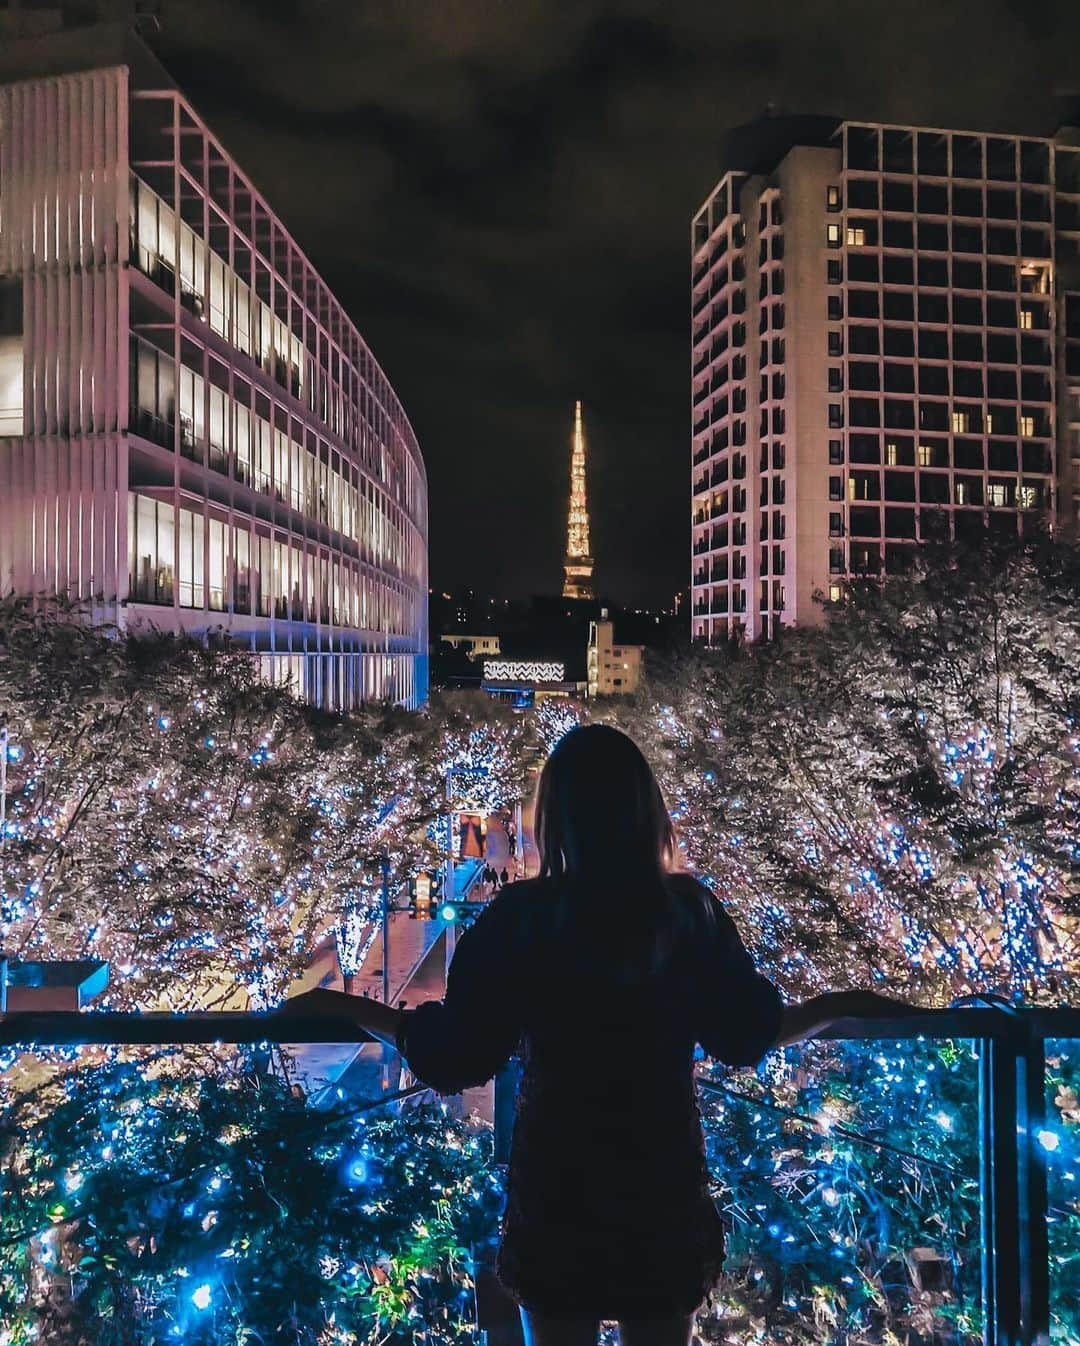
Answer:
[
  {"left": 439, "top": 633, "right": 502, "bottom": 659},
  {"left": 480, "top": 658, "right": 583, "bottom": 708},
  {"left": 587, "top": 611, "right": 644, "bottom": 697}
]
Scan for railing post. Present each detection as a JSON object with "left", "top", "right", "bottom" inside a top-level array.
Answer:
[
  {"left": 980, "top": 1032, "right": 1018, "bottom": 1346},
  {"left": 1017, "top": 1034, "right": 1050, "bottom": 1346},
  {"left": 493, "top": 1059, "right": 519, "bottom": 1167},
  {"left": 978, "top": 1025, "right": 1050, "bottom": 1346}
]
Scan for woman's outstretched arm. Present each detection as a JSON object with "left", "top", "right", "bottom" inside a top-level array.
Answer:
[
  {"left": 274, "top": 987, "right": 401, "bottom": 1049},
  {"left": 280, "top": 894, "right": 524, "bottom": 1095},
  {"left": 774, "top": 989, "right": 917, "bottom": 1048}
]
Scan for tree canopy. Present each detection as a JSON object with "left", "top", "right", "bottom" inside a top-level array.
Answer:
[
  {"left": 0, "top": 600, "right": 530, "bottom": 1010},
  {"left": 615, "top": 542, "right": 1080, "bottom": 1002}
]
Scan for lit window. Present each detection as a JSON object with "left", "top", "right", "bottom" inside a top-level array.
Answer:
[
  {"left": 988, "top": 483, "right": 1008, "bottom": 507},
  {"left": 951, "top": 411, "right": 970, "bottom": 434},
  {"left": 917, "top": 443, "right": 933, "bottom": 467},
  {"left": 828, "top": 582, "right": 843, "bottom": 603},
  {"left": 846, "top": 226, "right": 866, "bottom": 247},
  {"left": 886, "top": 441, "right": 898, "bottom": 465},
  {"left": 827, "top": 223, "right": 841, "bottom": 247},
  {"left": 1018, "top": 484, "right": 1038, "bottom": 509},
  {"left": 986, "top": 412, "right": 994, "bottom": 433},
  {"left": 847, "top": 476, "right": 857, "bottom": 500},
  {"left": 1020, "top": 414, "right": 1035, "bottom": 437},
  {"left": 826, "top": 185, "right": 841, "bottom": 212},
  {"left": 955, "top": 481, "right": 968, "bottom": 505},
  {"left": 1019, "top": 307, "right": 1033, "bottom": 330},
  {"left": 0, "top": 319, "right": 23, "bottom": 436}
]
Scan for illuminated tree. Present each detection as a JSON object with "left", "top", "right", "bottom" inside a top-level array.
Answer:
[
  {"left": 432, "top": 691, "right": 531, "bottom": 816},
  {"left": 0, "top": 605, "right": 532, "bottom": 1011},
  {"left": 533, "top": 697, "right": 583, "bottom": 754},
  {"left": 0, "top": 600, "right": 330, "bottom": 1009},
  {"left": 0, "top": 1052, "right": 501, "bottom": 1344},
  {"left": 617, "top": 542, "right": 1080, "bottom": 1003}
]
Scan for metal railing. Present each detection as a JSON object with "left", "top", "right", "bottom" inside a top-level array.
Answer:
[
  {"left": 2, "top": 1004, "right": 1078, "bottom": 1345},
  {"left": 485, "top": 1005, "right": 1075, "bottom": 1346},
  {"left": 808, "top": 1007, "right": 1073, "bottom": 1346}
]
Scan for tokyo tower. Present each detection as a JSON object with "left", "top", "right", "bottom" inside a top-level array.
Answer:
[{"left": 562, "top": 400, "right": 595, "bottom": 600}]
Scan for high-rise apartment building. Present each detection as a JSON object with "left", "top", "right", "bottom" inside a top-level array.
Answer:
[
  {"left": 0, "top": 27, "right": 428, "bottom": 707},
  {"left": 691, "top": 116, "right": 1080, "bottom": 644}
]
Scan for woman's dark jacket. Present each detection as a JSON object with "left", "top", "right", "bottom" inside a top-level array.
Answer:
[{"left": 397, "top": 874, "right": 783, "bottom": 1318}]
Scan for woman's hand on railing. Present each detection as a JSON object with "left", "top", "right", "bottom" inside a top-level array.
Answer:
[
  {"left": 774, "top": 989, "right": 920, "bottom": 1048},
  {"left": 275, "top": 987, "right": 402, "bottom": 1050},
  {"left": 274, "top": 988, "right": 354, "bottom": 1016}
]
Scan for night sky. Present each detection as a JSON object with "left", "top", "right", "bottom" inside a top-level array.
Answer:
[{"left": 152, "top": 0, "right": 1080, "bottom": 608}]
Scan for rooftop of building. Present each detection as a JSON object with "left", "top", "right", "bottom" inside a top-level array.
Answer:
[
  {"left": 699, "top": 106, "right": 1080, "bottom": 217},
  {"left": 720, "top": 111, "right": 841, "bottom": 177},
  {"left": 0, "top": 13, "right": 173, "bottom": 90}
]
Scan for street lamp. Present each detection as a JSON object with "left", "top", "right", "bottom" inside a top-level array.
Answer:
[{"left": 380, "top": 854, "right": 391, "bottom": 1007}]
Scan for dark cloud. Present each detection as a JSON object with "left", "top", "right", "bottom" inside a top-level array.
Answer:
[{"left": 153, "top": 0, "right": 1080, "bottom": 606}]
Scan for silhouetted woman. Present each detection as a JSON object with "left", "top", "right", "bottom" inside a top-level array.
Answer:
[{"left": 284, "top": 725, "right": 905, "bottom": 1346}]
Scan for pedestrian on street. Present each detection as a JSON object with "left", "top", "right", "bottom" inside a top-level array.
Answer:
[
  {"left": 500, "top": 866, "right": 510, "bottom": 887},
  {"left": 280, "top": 725, "right": 912, "bottom": 1346}
]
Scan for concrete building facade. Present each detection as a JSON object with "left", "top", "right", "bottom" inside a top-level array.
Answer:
[
  {"left": 439, "top": 633, "right": 501, "bottom": 659},
  {"left": 0, "top": 32, "right": 428, "bottom": 707},
  {"left": 691, "top": 118, "right": 1080, "bottom": 643},
  {"left": 587, "top": 612, "right": 643, "bottom": 697}
]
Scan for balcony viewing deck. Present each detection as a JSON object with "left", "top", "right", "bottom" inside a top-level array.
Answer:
[{"left": 1, "top": 999, "right": 1076, "bottom": 1345}]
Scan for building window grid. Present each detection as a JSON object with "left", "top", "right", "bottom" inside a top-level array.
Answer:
[
  {"left": 691, "top": 197, "right": 757, "bottom": 629},
  {"left": 128, "top": 265, "right": 423, "bottom": 599},
  {"left": 750, "top": 195, "right": 789, "bottom": 617},
  {"left": 129, "top": 138, "right": 425, "bottom": 531},
  {"left": 126, "top": 490, "right": 417, "bottom": 639},
  {"left": 130, "top": 334, "right": 420, "bottom": 587},
  {"left": 838, "top": 128, "right": 1056, "bottom": 564},
  {"left": 699, "top": 131, "right": 1076, "bottom": 633}
]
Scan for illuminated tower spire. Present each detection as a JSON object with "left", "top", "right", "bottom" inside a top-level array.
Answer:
[{"left": 563, "top": 400, "right": 595, "bottom": 600}]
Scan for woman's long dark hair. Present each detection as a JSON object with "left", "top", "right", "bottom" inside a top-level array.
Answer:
[
  {"left": 535, "top": 725, "right": 690, "bottom": 976},
  {"left": 536, "top": 723, "right": 675, "bottom": 884}
]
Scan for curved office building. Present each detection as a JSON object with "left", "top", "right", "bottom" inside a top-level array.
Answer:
[{"left": 0, "top": 33, "right": 427, "bottom": 708}]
